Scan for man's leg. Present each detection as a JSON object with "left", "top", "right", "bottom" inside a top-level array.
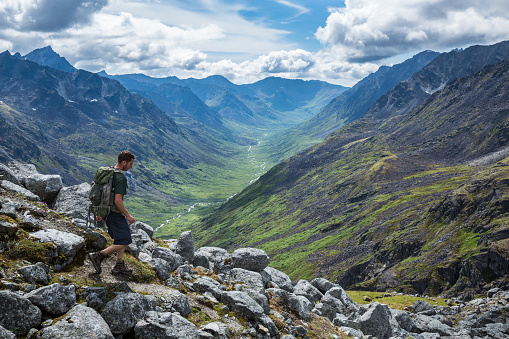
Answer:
[{"left": 101, "top": 244, "right": 127, "bottom": 262}]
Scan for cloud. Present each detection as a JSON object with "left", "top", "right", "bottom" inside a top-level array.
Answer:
[
  {"left": 316, "top": 0, "right": 509, "bottom": 62},
  {"left": 0, "top": 0, "right": 108, "bottom": 32}
]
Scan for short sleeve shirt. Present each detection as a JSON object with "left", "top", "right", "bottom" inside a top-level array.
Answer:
[{"left": 109, "top": 171, "right": 127, "bottom": 217}]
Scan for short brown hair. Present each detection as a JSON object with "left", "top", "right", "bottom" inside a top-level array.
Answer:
[{"left": 118, "top": 150, "right": 135, "bottom": 163}]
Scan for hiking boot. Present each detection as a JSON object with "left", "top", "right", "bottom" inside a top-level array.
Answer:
[
  {"left": 111, "top": 261, "right": 133, "bottom": 275},
  {"left": 88, "top": 251, "right": 106, "bottom": 274}
]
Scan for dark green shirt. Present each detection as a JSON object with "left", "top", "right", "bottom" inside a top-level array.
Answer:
[{"left": 109, "top": 171, "right": 128, "bottom": 217}]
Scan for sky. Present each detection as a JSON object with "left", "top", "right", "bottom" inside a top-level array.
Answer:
[{"left": 1, "top": 0, "right": 509, "bottom": 86}]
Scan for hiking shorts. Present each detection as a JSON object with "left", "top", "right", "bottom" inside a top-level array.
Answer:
[{"left": 105, "top": 216, "right": 132, "bottom": 245}]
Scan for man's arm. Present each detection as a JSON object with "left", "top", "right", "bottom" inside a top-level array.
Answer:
[{"left": 114, "top": 193, "right": 135, "bottom": 224}]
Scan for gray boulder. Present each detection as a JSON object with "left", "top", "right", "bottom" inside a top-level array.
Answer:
[
  {"left": 22, "top": 212, "right": 40, "bottom": 230},
  {"left": 135, "top": 311, "right": 199, "bottom": 339},
  {"left": 24, "top": 173, "right": 63, "bottom": 203},
  {"left": 8, "top": 161, "right": 38, "bottom": 185},
  {"left": 81, "top": 286, "right": 108, "bottom": 311},
  {"left": 321, "top": 286, "right": 359, "bottom": 315},
  {"left": 131, "top": 221, "right": 154, "bottom": 238},
  {"left": 261, "top": 267, "right": 294, "bottom": 292},
  {"left": 0, "top": 324, "right": 15, "bottom": 339},
  {"left": 0, "top": 163, "right": 20, "bottom": 185},
  {"left": 150, "top": 258, "right": 177, "bottom": 280},
  {"left": 200, "top": 322, "right": 230, "bottom": 339},
  {"left": 29, "top": 229, "right": 85, "bottom": 270},
  {"left": 229, "top": 268, "right": 265, "bottom": 294},
  {"left": 193, "top": 276, "right": 223, "bottom": 300},
  {"left": 258, "top": 315, "right": 280, "bottom": 337},
  {"left": 176, "top": 231, "right": 195, "bottom": 263},
  {"left": 25, "top": 283, "right": 76, "bottom": 315},
  {"left": 391, "top": 308, "right": 419, "bottom": 333},
  {"left": 413, "top": 314, "right": 454, "bottom": 336},
  {"left": 0, "top": 180, "right": 39, "bottom": 201},
  {"left": 268, "top": 288, "right": 313, "bottom": 321},
  {"left": 357, "top": 302, "right": 393, "bottom": 339},
  {"left": 245, "top": 290, "right": 270, "bottom": 315},
  {"left": 193, "top": 252, "right": 211, "bottom": 269},
  {"left": 221, "top": 291, "right": 264, "bottom": 320},
  {"left": 17, "top": 262, "right": 50, "bottom": 284},
  {"left": 53, "top": 183, "right": 91, "bottom": 219},
  {"left": 35, "top": 304, "right": 114, "bottom": 339},
  {"left": 159, "top": 289, "right": 192, "bottom": 317},
  {"left": 413, "top": 299, "right": 436, "bottom": 315},
  {"left": 310, "top": 277, "right": 335, "bottom": 294},
  {"left": 101, "top": 292, "right": 157, "bottom": 335},
  {"left": 0, "top": 290, "right": 42, "bottom": 336},
  {"left": 294, "top": 279, "right": 323, "bottom": 304},
  {"left": 0, "top": 220, "right": 17, "bottom": 236},
  {"left": 231, "top": 248, "right": 270, "bottom": 272},
  {"left": 152, "top": 247, "right": 183, "bottom": 270},
  {"left": 85, "top": 229, "right": 108, "bottom": 250},
  {"left": 195, "top": 247, "right": 232, "bottom": 274}
]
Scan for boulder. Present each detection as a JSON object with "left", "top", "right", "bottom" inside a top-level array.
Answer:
[
  {"left": 321, "top": 286, "right": 359, "bottom": 315},
  {"left": 413, "top": 299, "right": 436, "bottom": 315},
  {"left": 101, "top": 292, "right": 157, "bottom": 335},
  {"left": 0, "top": 202, "right": 17, "bottom": 219},
  {"left": 200, "top": 322, "right": 230, "bottom": 339},
  {"left": 23, "top": 173, "right": 63, "bottom": 204},
  {"left": 229, "top": 268, "right": 265, "bottom": 294},
  {"left": 0, "top": 163, "right": 20, "bottom": 185},
  {"left": 8, "top": 161, "right": 38, "bottom": 185},
  {"left": 391, "top": 309, "right": 419, "bottom": 333},
  {"left": 84, "top": 229, "right": 108, "bottom": 250},
  {"left": 135, "top": 311, "right": 199, "bottom": 339},
  {"left": 193, "top": 276, "right": 223, "bottom": 300},
  {"left": 150, "top": 258, "right": 176, "bottom": 280},
  {"left": 176, "top": 231, "right": 195, "bottom": 264},
  {"left": 231, "top": 248, "right": 270, "bottom": 272},
  {"left": 294, "top": 279, "right": 323, "bottom": 304},
  {"left": 245, "top": 290, "right": 270, "bottom": 315},
  {"left": 356, "top": 302, "right": 393, "bottom": 339},
  {"left": 159, "top": 289, "right": 192, "bottom": 317},
  {"left": 0, "top": 220, "right": 17, "bottom": 236},
  {"left": 36, "top": 304, "right": 114, "bottom": 339},
  {"left": 221, "top": 291, "right": 264, "bottom": 320},
  {"left": 413, "top": 314, "right": 454, "bottom": 336},
  {"left": 195, "top": 247, "right": 232, "bottom": 274},
  {"left": 268, "top": 288, "right": 313, "bottom": 321},
  {"left": 17, "top": 262, "right": 50, "bottom": 285},
  {"left": 261, "top": 267, "right": 294, "bottom": 292},
  {"left": 310, "top": 277, "right": 335, "bottom": 294},
  {"left": 193, "top": 252, "right": 210, "bottom": 269},
  {"left": 22, "top": 213, "right": 40, "bottom": 230},
  {"left": 53, "top": 183, "right": 91, "bottom": 219},
  {"left": 0, "top": 324, "right": 15, "bottom": 339},
  {"left": 131, "top": 221, "right": 154, "bottom": 238},
  {"left": 0, "top": 290, "right": 42, "bottom": 336},
  {"left": 0, "top": 180, "right": 39, "bottom": 201},
  {"left": 25, "top": 283, "right": 76, "bottom": 315},
  {"left": 81, "top": 286, "right": 108, "bottom": 311},
  {"left": 29, "top": 229, "right": 85, "bottom": 270},
  {"left": 258, "top": 315, "right": 280, "bottom": 337},
  {"left": 152, "top": 247, "right": 183, "bottom": 270}
]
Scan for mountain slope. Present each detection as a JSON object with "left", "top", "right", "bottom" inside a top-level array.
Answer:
[
  {"left": 366, "top": 40, "right": 509, "bottom": 120},
  {"left": 262, "top": 50, "right": 439, "bottom": 163},
  {"left": 0, "top": 51, "right": 240, "bottom": 201},
  {"left": 192, "top": 59, "right": 509, "bottom": 298}
]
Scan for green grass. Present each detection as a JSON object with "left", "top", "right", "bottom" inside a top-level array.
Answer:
[{"left": 347, "top": 291, "right": 450, "bottom": 310}]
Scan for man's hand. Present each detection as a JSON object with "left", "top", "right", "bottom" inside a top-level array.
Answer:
[
  {"left": 126, "top": 215, "right": 135, "bottom": 224},
  {"left": 96, "top": 216, "right": 103, "bottom": 222}
]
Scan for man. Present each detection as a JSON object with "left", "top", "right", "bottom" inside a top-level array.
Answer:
[{"left": 88, "top": 150, "right": 136, "bottom": 275}]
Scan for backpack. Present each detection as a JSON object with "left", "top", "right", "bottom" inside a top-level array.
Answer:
[{"left": 87, "top": 166, "right": 122, "bottom": 227}]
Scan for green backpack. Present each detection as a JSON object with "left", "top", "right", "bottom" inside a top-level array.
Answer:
[{"left": 87, "top": 166, "right": 122, "bottom": 227}]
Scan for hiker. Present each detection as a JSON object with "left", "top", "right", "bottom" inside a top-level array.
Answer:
[{"left": 88, "top": 150, "right": 136, "bottom": 275}]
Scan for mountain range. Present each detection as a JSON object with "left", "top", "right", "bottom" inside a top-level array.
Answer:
[
  {"left": 3, "top": 41, "right": 509, "bottom": 299},
  {"left": 190, "top": 41, "right": 509, "bottom": 298}
]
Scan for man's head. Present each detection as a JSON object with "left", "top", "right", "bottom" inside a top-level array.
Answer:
[{"left": 117, "top": 150, "right": 135, "bottom": 171}]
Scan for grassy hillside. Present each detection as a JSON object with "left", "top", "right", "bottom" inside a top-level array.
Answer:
[{"left": 186, "top": 60, "right": 509, "bottom": 298}]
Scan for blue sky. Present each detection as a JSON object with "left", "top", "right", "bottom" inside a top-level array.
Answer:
[{"left": 1, "top": 0, "right": 509, "bottom": 86}]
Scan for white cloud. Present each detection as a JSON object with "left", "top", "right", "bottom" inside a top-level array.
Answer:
[
  {"left": 0, "top": 0, "right": 108, "bottom": 32},
  {"left": 316, "top": 0, "right": 509, "bottom": 62}
]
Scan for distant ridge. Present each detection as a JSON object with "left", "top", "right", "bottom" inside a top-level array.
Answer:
[{"left": 22, "top": 46, "right": 77, "bottom": 73}]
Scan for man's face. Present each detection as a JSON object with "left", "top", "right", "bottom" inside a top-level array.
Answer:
[{"left": 121, "top": 159, "right": 134, "bottom": 171}]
